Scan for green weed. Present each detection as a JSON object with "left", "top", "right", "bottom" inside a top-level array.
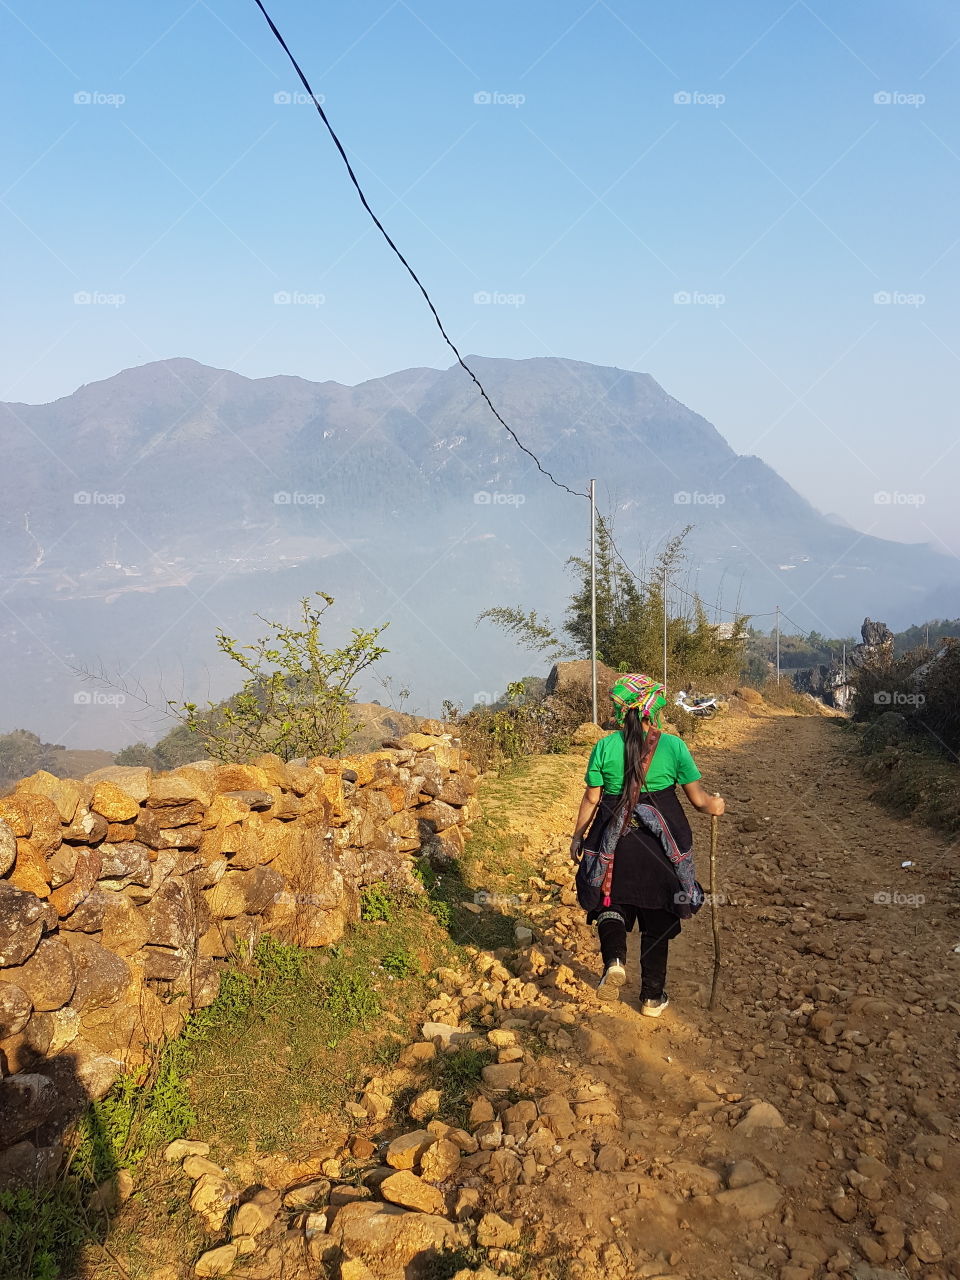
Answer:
[
  {"left": 0, "top": 1186, "right": 86, "bottom": 1280},
  {"left": 382, "top": 946, "right": 417, "bottom": 979},
  {"left": 427, "top": 1046, "right": 495, "bottom": 1127},
  {"left": 360, "top": 885, "right": 396, "bottom": 922}
]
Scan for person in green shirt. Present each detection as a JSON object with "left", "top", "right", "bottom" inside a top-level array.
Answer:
[{"left": 570, "top": 673, "right": 724, "bottom": 1015}]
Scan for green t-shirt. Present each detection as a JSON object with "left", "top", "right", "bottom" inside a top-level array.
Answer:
[{"left": 585, "top": 730, "right": 701, "bottom": 795}]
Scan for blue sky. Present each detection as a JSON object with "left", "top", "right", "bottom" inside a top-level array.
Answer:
[{"left": 3, "top": 0, "right": 959, "bottom": 553}]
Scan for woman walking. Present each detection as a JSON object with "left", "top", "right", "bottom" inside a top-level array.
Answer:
[{"left": 571, "top": 674, "right": 724, "bottom": 1015}]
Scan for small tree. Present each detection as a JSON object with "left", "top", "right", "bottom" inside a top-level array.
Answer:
[
  {"left": 480, "top": 521, "right": 748, "bottom": 694},
  {"left": 176, "top": 593, "right": 389, "bottom": 762},
  {"left": 114, "top": 742, "right": 158, "bottom": 768}
]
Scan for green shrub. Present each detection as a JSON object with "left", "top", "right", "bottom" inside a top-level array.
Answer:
[
  {"left": 176, "top": 591, "right": 389, "bottom": 761},
  {"left": 360, "top": 886, "right": 395, "bottom": 922},
  {"left": 0, "top": 1186, "right": 88, "bottom": 1280},
  {"left": 382, "top": 946, "right": 417, "bottom": 978}
]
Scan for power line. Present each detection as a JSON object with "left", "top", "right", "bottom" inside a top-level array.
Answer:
[
  {"left": 249, "top": 1, "right": 810, "bottom": 637},
  {"left": 251, "top": 0, "right": 584, "bottom": 502}
]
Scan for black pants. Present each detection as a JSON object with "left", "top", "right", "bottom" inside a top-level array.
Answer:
[{"left": 596, "top": 905, "right": 680, "bottom": 999}]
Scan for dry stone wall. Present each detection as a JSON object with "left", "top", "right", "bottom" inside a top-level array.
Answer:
[{"left": 0, "top": 722, "right": 478, "bottom": 1187}]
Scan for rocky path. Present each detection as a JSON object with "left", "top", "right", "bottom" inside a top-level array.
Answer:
[
  {"left": 503, "top": 710, "right": 960, "bottom": 1280},
  {"left": 168, "top": 709, "right": 960, "bottom": 1280}
]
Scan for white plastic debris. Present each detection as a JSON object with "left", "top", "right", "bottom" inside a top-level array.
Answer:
[{"left": 901, "top": 860, "right": 914, "bottom": 868}]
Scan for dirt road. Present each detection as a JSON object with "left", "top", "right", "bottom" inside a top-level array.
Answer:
[{"left": 493, "top": 707, "right": 960, "bottom": 1280}]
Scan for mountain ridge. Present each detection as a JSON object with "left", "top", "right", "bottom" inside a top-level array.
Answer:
[{"left": 1, "top": 354, "right": 957, "bottom": 746}]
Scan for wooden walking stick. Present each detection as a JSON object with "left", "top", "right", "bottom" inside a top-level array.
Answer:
[{"left": 708, "top": 810, "right": 722, "bottom": 1011}]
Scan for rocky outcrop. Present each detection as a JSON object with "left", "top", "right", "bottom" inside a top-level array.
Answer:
[
  {"left": 793, "top": 662, "right": 853, "bottom": 711},
  {"left": 848, "top": 617, "right": 895, "bottom": 671},
  {"left": 0, "top": 723, "right": 478, "bottom": 1183}
]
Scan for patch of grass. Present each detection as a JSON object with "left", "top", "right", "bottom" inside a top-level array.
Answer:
[
  {"left": 425, "top": 1240, "right": 572, "bottom": 1280},
  {"left": 424, "top": 1245, "right": 493, "bottom": 1279},
  {"left": 759, "top": 679, "right": 820, "bottom": 715},
  {"left": 857, "top": 729, "right": 960, "bottom": 832},
  {"left": 413, "top": 857, "right": 515, "bottom": 951},
  {"left": 425, "top": 1045, "right": 496, "bottom": 1127},
  {"left": 180, "top": 905, "right": 451, "bottom": 1153}
]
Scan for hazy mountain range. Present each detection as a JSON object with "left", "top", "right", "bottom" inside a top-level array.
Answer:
[{"left": 2, "top": 355, "right": 958, "bottom": 748}]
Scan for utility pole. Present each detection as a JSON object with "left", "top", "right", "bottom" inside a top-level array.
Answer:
[
  {"left": 841, "top": 641, "right": 846, "bottom": 683},
  {"left": 775, "top": 605, "right": 781, "bottom": 686},
  {"left": 590, "top": 479, "right": 598, "bottom": 725},
  {"left": 663, "top": 565, "right": 669, "bottom": 692}
]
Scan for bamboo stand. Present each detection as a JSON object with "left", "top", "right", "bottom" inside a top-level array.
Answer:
[{"left": 708, "top": 812, "right": 722, "bottom": 1011}]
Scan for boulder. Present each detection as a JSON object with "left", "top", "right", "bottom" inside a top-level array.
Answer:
[
  {"left": 419, "top": 1138, "right": 461, "bottom": 1183},
  {"left": 422, "top": 827, "right": 464, "bottom": 871},
  {"left": 714, "top": 1179, "right": 783, "bottom": 1219},
  {"left": 48, "top": 848, "right": 102, "bottom": 918},
  {"left": 8, "top": 840, "right": 52, "bottom": 899},
  {"left": 0, "top": 794, "right": 61, "bottom": 853},
  {"left": 194, "top": 1244, "right": 238, "bottom": 1277},
  {"left": 735, "top": 1101, "right": 786, "bottom": 1133},
  {"left": 101, "top": 894, "right": 150, "bottom": 956},
  {"left": 434, "top": 776, "right": 473, "bottom": 807},
  {"left": 60, "top": 933, "right": 131, "bottom": 1011},
  {"left": 330, "top": 1201, "right": 457, "bottom": 1270},
  {"left": 0, "top": 938, "right": 76, "bottom": 1011},
  {"left": 141, "top": 946, "right": 192, "bottom": 986},
  {"left": 90, "top": 782, "right": 140, "bottom": 823},
  {"left": 232, "top": 1188, "right": 281, "bottom": 1237},
  {"left": 212, "top": 764, "right": 271, "bottom": 794},
  {"left": 153, "top": 801, "right": 206, "bottom": 830},
  {"left": 231, "top": 814, "right": 290, "bottom": 870},
  {"left": 262, "top": 831, "right": 349, "bottom": 946},
  {"left": 667, "top": 1161, "right": 723, "bottom": 1195},
  {"left": 0, "top": 1072, "right": 58, "bottom": 1146},
  {"left": 385, "top": 1130, "right": 435, "bottom": 1171},
  {"left": 415, "top": 800, "right": 461, "bottom": 833},
  {"left": 0, "top": 882, "right": 50, "bottom": 966},
  {"left": 200, "top": 794, "right": 249, "bottom": 831},
  {"left": 0, "top": 1019, "right": 52, "bottom": 1073},
  {"left": 379, "top": 1171, "right": 446, "bottom": 1215},
  {"left": 545, "top": 658, "right": 617, "bottom": 704},
  {"left": 481, "top": 1062, "right": 522, "bottom": 1090},
  {"left": 0, "top": 818, "right": 18, "bottom": 875},
  {"left": 46, "top": 844, "right": 80, "bottom": 889},
  {"left": 164, "top": 1139, "right": 210, "bottom": 1161},
  {"left": 0, "top": 1139, "right": 63, "bottom": 1189},
  {"left": 62, "top": 809, "right": 109, "bottom": 846},
  {"left": 190, "top": 1172, "right": 238, "bottom": 1231},
  {"left": 15, "top": 772, "right": 83, "bottom": 824},
  {"left": 97, "top": 841, "right": 152, "bottom": 888},
  {"left": 144, "top": 876, "right": 196, "bottom": 950},
  {"left": 85, "top": 766, "right": 152, "bottom": 803},
  {"left": 147, "top": 772, "right": 213, "bottom": 809},
  {"left": 476, "top": 1213, "right": 520, "bottom": 1247},
  {"left": 205, "top": 867, "right": 285, "bottom": 921},
  {"left": 31, "top": 1006, "right": 81, "bottom": 1057},
  {"left": 0, "top": 982, "right": 33, "bottom": 1037}
]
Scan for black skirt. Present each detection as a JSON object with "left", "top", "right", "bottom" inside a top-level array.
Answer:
[{"left": 586, "top": 787, "right": 693, "bottom": 914}]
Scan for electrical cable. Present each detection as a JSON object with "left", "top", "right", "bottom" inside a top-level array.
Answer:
[
  {"left": 252, "top": 0, "right": 585, "bottom": 501},
  {"left": 250, "top": 0, "right": 802, "bottom": 633}
]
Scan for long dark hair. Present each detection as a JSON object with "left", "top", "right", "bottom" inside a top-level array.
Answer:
[{"left": 616, "top": 704, "right": 653, "bottom": 826}]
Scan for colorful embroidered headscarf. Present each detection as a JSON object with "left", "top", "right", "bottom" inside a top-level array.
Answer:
[{"left": 610, "top": 673, "right": 667, "bottom": 728}]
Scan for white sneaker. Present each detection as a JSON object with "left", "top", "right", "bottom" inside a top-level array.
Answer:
[
  {"left": 596, "top": 960, "right": 626, "bottom": 1002},
  {"left": 641, "top": 992, "right": 669, "bottom": 1017}
]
